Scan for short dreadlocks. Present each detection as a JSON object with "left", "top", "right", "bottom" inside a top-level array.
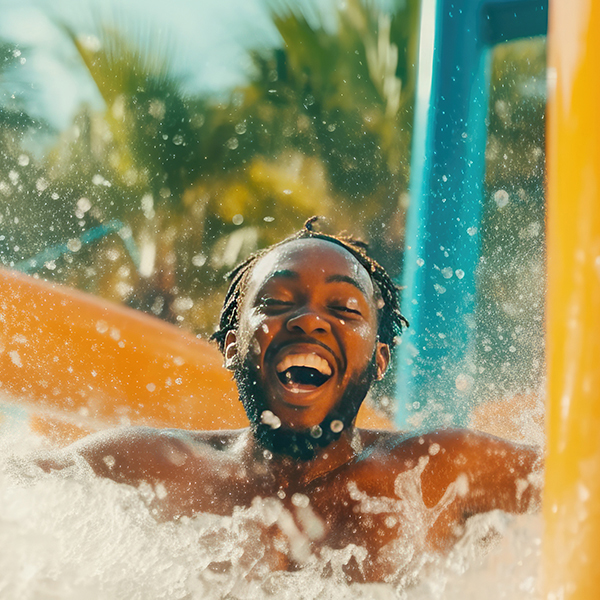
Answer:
[{"left": 211, "top": 216, "right": 408, "bottom": 353}]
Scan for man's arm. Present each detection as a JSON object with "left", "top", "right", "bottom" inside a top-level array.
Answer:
[
  {"left": 36, "top": 426, "right": 221, "bottom": 518},
  {"left": 415, "top": 429, "right": 542, "bottom": 549},
  {"left": 38, "top": 427, "right": 178, "bottom": 479},
  {"left": 427, "top": 429, "right": 541, "bottom": 510}
]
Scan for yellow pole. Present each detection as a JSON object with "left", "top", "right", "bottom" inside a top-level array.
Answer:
[{"left": 544, "top": 0, "right": 600, "bottom": 597}]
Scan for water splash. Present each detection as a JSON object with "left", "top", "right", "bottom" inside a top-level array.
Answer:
[{"left": 0, "top": 425, "right": 541, "bottom": 599}]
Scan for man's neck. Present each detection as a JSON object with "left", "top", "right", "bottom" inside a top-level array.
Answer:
[{"left": 238, "top": 427, "right": 364, "bottom": 488}]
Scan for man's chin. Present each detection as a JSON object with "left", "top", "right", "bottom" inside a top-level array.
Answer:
[{"left": 233, "top": 357, "right": 377, "bottom": 461}]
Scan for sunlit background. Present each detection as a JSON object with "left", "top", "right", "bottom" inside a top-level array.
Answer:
[{"left": 0, "top": 0, "right": 546, "bottom": 414}]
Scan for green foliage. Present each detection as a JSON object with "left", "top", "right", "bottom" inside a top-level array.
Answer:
[
  {"left": 0, "top": 3, "right": 547, "bottom": 407},
  {"left": 0, "top": 1, "right": 420, "bottom": 334},
  {"left": 0, "top": 5, "right": 550, "bottom": 413}
]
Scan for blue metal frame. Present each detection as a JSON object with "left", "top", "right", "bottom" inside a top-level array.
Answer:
[
  {"left": 13, "top": 220, "right": 141, "bottom": 274},
  {"left": 395, "top": 0, "right": 548, "bottom": 428}
]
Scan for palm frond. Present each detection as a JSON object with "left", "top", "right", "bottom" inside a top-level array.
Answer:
[{"left": 59, "top": 21, "right": 178, "bottom": 106}]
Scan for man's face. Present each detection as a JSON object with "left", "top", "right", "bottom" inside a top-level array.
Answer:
[{"left": 226, "top": 238, "right": 389, "bottom": 436}]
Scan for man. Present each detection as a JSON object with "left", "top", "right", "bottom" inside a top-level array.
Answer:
[{"left": 39, "top": 218, "right": 541, "bottom": 583}]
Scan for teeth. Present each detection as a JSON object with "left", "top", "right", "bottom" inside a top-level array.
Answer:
[{"left": 276, "top": 353, "right": 332, "bottom": 376}]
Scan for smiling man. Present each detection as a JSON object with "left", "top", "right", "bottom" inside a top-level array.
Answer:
[{"left": 39, "top": 218, "right": 541, "bottom": 583}]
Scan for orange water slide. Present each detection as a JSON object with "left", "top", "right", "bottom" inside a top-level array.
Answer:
[{"left": 0, "top": 268, "right": 391, "bottom": 444}]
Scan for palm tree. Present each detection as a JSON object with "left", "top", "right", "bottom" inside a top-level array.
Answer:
[
  {"left": 0, "top": 40, "right": 56, "bottom": 269},
  {"left": 38, "top": 1, "right": 418, "bottom": 328},
  {"left": 207, "top": 0, "right": 420, "bottom": 274},
  {"left": 3, "top": 1, "right": 418, "bottom": 334}
]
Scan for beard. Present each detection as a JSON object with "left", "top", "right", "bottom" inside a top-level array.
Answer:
[{"left": 233, "top": 353, "right": 378, "bottom": 461}]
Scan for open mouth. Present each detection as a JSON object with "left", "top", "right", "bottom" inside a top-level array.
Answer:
[{"left": 276, "top": 353, "right": 333, "bottom": 392}]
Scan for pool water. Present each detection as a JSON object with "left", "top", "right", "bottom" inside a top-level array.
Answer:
[{"left": 0, "top": 416, "right": 542, "bottom": 600}]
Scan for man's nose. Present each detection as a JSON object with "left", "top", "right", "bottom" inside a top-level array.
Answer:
[{"left": 286, "top": 309, "right": 331, "bottom": 335}]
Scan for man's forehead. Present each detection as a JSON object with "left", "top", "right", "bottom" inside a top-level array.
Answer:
[{"left": 246, "top": 238, "right": 375, "bottom": 295}]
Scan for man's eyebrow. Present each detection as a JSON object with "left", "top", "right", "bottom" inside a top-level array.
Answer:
[
  {"left": 264, "top": 269, "right": 299, "bottom": 282},
  {"left": 325, "top": 274, "right": 368, "bottom": 295}
]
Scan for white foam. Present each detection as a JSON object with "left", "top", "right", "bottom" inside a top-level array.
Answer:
[{"left": 0, "top": 418, "right": 541, "bottom": 599}]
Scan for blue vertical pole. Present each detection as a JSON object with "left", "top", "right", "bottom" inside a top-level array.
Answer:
[{"left": 395, "top": 0, "right": 548, "bottom": 428}]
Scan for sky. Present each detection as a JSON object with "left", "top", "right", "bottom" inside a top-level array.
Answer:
[{"left": 0, "top": 0, "right": 287, "bottom": 129}]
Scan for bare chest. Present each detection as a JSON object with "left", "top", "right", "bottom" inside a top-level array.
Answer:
[{"left": 168, "top": 459, "right": 455, "bottom": 577}]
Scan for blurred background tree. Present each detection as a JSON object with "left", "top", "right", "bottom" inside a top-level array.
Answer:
[
  {"left": 0, "top": 0, "right": 420, "bottom": 335},
  {"left": 0, "top": 0, "right": 546, "bottom": 406}
]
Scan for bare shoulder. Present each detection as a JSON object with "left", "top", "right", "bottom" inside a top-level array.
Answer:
[
  {"left": 359, "top": 427, "right": 542, "bottom": 515},
  {"left": 367, "top": 427, "right": 539, "bottom": 463},
  {"left": 38, "top": 426, "right": 246, "bottom": 483}
]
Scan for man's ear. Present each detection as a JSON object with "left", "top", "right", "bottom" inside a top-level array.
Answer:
[
  {"left": 224, "top": 331, "right": 238, "bottom": 370},
  {"left": 375, "top": 342, "right": 390, "bottom": 381}
]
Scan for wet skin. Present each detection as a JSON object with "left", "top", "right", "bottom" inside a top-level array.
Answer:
[
  {"left": 38, "top": 239, "right": 542, "bottom": 583},
  {"left": 227, "top": 238, "right": 390, "bottom": 431}
]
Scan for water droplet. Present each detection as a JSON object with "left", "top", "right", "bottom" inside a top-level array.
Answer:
[
  {"left": 67, "top": 239, "right": 82, "bottom": 252},
  {"left": 291, "top": 493, "right": 310, "bottom": 508},
  {"left": 494, "top": 189, "right": 509, "bottom": 208},
  {"left": 9, "top": 351, "right": 22, "bottom": 367},
  {"left": 172, "top": 297, "right": 194, "bottom": 313},
  {"left": 96, "top": 320, "right": 109, "bottom": 334},
  {"left": 225, "top": 137, "right": 239, "bottom": 150},
  {"left": 192, "top": 253, "right": 206, "bottom": 267},
  {"left": 261, "top": 410, "right": 281, "bottom": 429},
  {"left": 330, "top": 420, "right": 344, "bottom": 433},
  {"left": 232, "top": 214, "right": 243, "bottom": 225},
  {"left": 455, "top": 373, "right": 473, "bottom": 391},
  {"left": 92, "top": 174, "right": 111, "bottom": 187},
  {"left": 77, "top": 197, "right": 91, "bottom": 213},
  {"left": 428, "top": 443, "right": 440, "bottom": 455},
  {"left": 103, "top": 455, "right": 116, "bottom": 469}
]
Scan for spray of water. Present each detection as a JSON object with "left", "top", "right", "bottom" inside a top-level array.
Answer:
[{"left": 0, "top": 414, "right": 542, "bottom": 600}]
